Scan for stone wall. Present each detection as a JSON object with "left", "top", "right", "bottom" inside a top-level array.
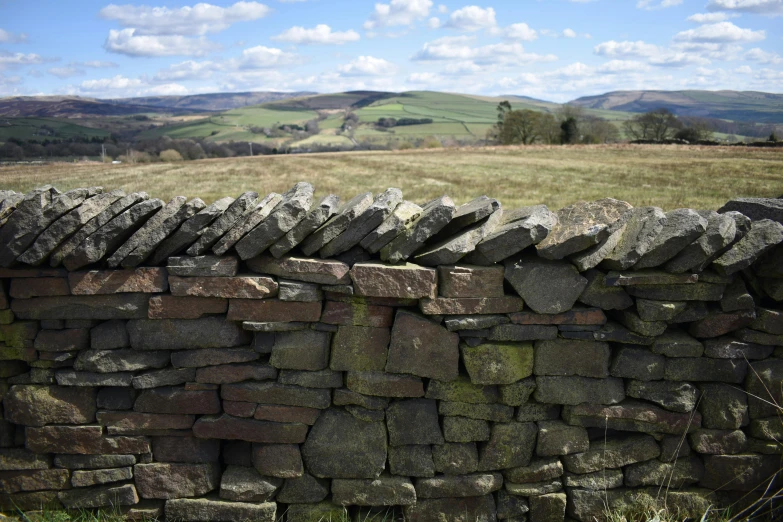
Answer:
[{"left": 0, "top": 185, "right": 782, "bottom": 521}]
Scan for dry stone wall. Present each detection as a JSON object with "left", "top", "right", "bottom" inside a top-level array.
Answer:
[{"left": 0, "top": 185, "right": 782, "bottom": 521}]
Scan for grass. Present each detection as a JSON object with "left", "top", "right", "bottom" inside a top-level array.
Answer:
[
  {"left": 0, "top": 118, "right": 110, "bottom": 142},
  {"left": 1, "top": 144, "right": 782, "bottom": 212}
]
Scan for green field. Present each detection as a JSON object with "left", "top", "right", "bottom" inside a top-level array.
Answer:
[{"left": 0, "top": 117, "right": 110, "bottom": 142}]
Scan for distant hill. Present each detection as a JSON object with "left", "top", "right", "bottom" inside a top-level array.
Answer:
[
  {"left": 113, "top": 91, "right": 316, "bottom": 112},
  {"left": 0, "top": 96, "right": 193, "bottom": 118},
  {"left": 569, "top": 90, "right": 783, "bottom": 123}
]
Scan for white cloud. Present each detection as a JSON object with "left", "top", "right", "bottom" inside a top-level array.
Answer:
[
  {"left": 562, "top": 28, "right": 577, "bottom": 38},
  {"left": 104, "top": 29, "right": 219, "bottom": 57},
  {"left": 735, "top": 65, "right": 753, "bottom": 73},
  {"left": 272, "top": 25, "right": 360, "bottom": 45},
  {"left": 597, "top": 60, "right": 651, "bottom": 73},
  {"left": 0, "top": 29, "right": 28, "bottom": 43},
  {"left": 236, "top": 45, "right": 302, "bottom": 69},
  {"left": 99, "top": 1, "right": 270, "bottom": 36},
  {"left": 445, "top": 6, "right": 497, "bottom": 31},
  {"left": 338, "top": 55, "right": 398, "bottom": 76},
  {"left": 144, "top": 83, "right": 190, "bottom": 95},
  {"left": 744, "top": 47, "right": 783, "bottom": 63},
  {"left": 505, "top": 23, "right": 537, "bottom": 41},
  {"left": 77, "top": 61, "right": 119, "bottom": 68},
  {"left": 674, "top": 21, "right": 765, "bottom": 42},
  {"left": 153, "top": 60, "right": 217, "bottom": 81},
  {"left": 428, "top": 17, "right": 441, "bottom": 29},
  {"left": 707, "top": 0, "right": 783, "bottom": 16},
  {"left": 637, "top": 0, "right": 683, "bottom": 10},
  {"left": 648, "top": 52, "right": 711, "bottom": 67},
  {"left": 407, "top": 71, "right": 440, "bottom": 83},
  {"left": 594, "top": 40, "right": 661, "bottom": 58},
  {"left": 48, "top": 66, "right": 85, "bottom": 79},
  {"left": 438, "top": 4, "right": 448, "bottom": 13},
  {"left": 412, "top": 36, "right": 557, "bottom": 66},
  {"left": 79, "top": 75, "right": 144, "bottom": 92},
  {"left": 0, "top": 52, "right": 46, "bottom": 70},
  {"left": 687, "top": 12, "right": 732, "bottom": 22},
  {"left": 364, "top": 0, "right": 433, "bottom": 30}
]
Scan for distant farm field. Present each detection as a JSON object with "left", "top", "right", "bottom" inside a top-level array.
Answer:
[{"left": 1, "top": 144, "right": 782, "bottom": 212}]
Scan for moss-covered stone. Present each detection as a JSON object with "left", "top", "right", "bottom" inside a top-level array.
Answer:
[{"left": 461, "top": 342, "right": 534, "bottom": 385}]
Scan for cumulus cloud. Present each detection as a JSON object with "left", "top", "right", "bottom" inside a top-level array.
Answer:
[
  {"left": 48, "top": 66, "right": 86, "bottom": 79},
  {"left": 562, "top": 28, "right": 577, "bottom": 38},
  {"left": 79, "top": 75, "right": 144, "bottom": 92},
  {"left": 104, "top": 29, "right": 219, "bottom": 57},
  {"left": 0, "top": 29, "right": 28, "bottom": 43},
  {"left": 745, "top": 47, "right": 783, "bottom": 63},
  {"left": 707, "top": 0, "right": 783, "bottom": 16},
  {"left": 338, "top": 56, "right": 398, "bottom": 76},
  {"left": 407, "top": 71, "right": 440, "bottom": 84},
  {"left": 153, "top": 60, "right": 218, "bottom": 81},
  {"left": 637, "top": 0, "right": 683, "bottom": 10},
  {"left": 687, "top": 12, "right": 732, "bottom": 22},
  {"left": 0, "top": 52, "right": 46, "bottom": 70},
  {"left": 445, "top": 6, "right": 497, "bottom": 31},
  {"left": 412, "top": 36, "right": 557, "bottom": 66},
  {"left": 505, "top": 23, "right": 537, "bottom": 41},
  {"left": 99, "top": 1, "right": 270, "bottom": 36},
  {"left": 236, "top": 45, "right": 302, "bottom": 69},
  {"left": 594, "top": 40, "right": 661, "bottom": 58},
  {"left": 364, "top": 0, "right": 432, "bottom": 30},
  {"left": 427, "top": 17, "right": 441, "bottom": 29},
  {"left": 674, "top": 21, "right": 765, "bottom": 42},
  {"left": 597, "top": 60, "right": 651, "bottom": 73},
  {"left": 272, "top": 24, "right": 360, "bottom": 45},
  {"left": 77, "top": 61, "right": 119, "bottom": 68}
]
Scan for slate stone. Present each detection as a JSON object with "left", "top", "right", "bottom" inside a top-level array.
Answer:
[
  {"left": 414, "top": 209, "right": 503, "bottom": 267},
  {"left": 665, "top": 211, "right": 736, "bottom": 273},
  {"left": 536, "top": 420, "right": 589, "bottom": 457},
  {"left": 25, "top": 424, "right": 150, "bottom": 454},
  {"left": 297, "top": 191, "right": 373, "bottom": 256},
  {"left": 719, "top": 197, "right": 783, "bottom": 224},
  {"left": 248, "top": 254, "right": 350, "bottom": 284},
  {"left": 698, "top": 383, "right": 749, "bottom": 430},
  {"left": 332, "top": 475, "right": 416, "bottom": 506},
  {"left": 534, "top": 376, "right": 625, "bottom": 405},
  {"left": 234, "top": 182, "right": 315, "bottom": 259},
  {"left": 127, "top": 317, "right": 251, "bottom": 350},
  {"left": 71, "top": 466, "right": 133, "bottom": 487},
  {"left": 269, "top": 329, "right": 330, "bottom": 371},
  {"left": 53, "top": 454, "right": 136, "bottom": 470},
  {"left": 74, "top": 349, "right": 169, "bottom": 373},
  {"left": 19, "top": 190, "right": 125, "bottom": 266},
  {"left": 221, "top": 381, "right": 330, "bottom": 409},
  {"left": 380, "top": 196, "right": 456, "bottom": 264},
  {"left": 562, "top": 435, "right": 660, "bottom": 473},
  {"left": 577, "top": 269, "right": 634, "bottom": 310},
  {"left": 276, "top": 473, "right": 330, "bottom": 503},
  {"left": 505, "top": 254, "right": 588, "bottom": 314},
  {"left": 62, "top": 198, "right": 164, "bottom": 270},
  {"left": 564, "top": 400, "right": 701, "bottom": 434},
  {"left": 269, "top": 194, "right": 339, "bottom": 258},
  {"left": 637, "top": 298, "right": 686, "bottom": 321},
  {"left": 278, "top": 279, "right": 321, "bottom": 301},
  {"left": 165, "top": 498, "right": 275, "bottom": 522},
  {"left": 34, "top": 328, "right": 89, "bottom": 352},
  {"left": 191, "top": 413, "right": 307, "bottom": 444},
  {"left": 55, "top": 370, "right": 134, "bottom": 387},
  {"left": 187, "top": 191, "right": 258, "bottom": 256},
  {"left": 332, "top": 389, "right": 389, "bottom": 410},
  {"left": 534, "top": 338, "right": 611, "bottom": 378},
  {"left": 634, "top": 208, "right": 708, "bottom": 269},
  {"left": 431, "top": 442, "right": 479, "bottom": 475},
  {"left": 168, "top": 275, "right": 277, "bottom": 299},
  {"left": 302, "top": 409, "right": 387, "bottom": 479},
  {"left": 464, "top": 204, "right": 557, "bottom": 264},
  {"left": 346, "top": 371, "right": 424, "bottom": 397},
  {"left": 148, "top": 295, "right": 228, "bottom": 320},
  {"left": 149, "top": 196, "right": 234, "bottom": 264},
  {"left": 166, "top": 255, "right": 238, "bottom": 277},
  {"left": 278, "top": 369, "right": 342, "bottom": 388},
  {"left": 461, "top": 341, "right": 533, "bottom": 385},
  {"left": 688, "top": 428, "right": 748, "bottom": 455},
  {"left": 385, "top": 310, "right": 458, "bottom": 380},
  {"left": 703, "top": 336, "right": 772, "bottom": 359},
  {"left": 713, "top": 219, "right": 783, "bottom": 275},
  {"left": 330, "top": 325, "right": 389, "bottom": 372},
  {"left": 132, "top": 368, "right": 196, "bottom": 389},
  {"left": 595, "top": 206, "right": 666, "bottom": 270},
  {"left": 227, "top": 298, "right": 322, "bottom": 322},
  {"left": 536, "top": 198, "right": 632, "bottom": 260},
  {"left": 134, "top": 462, "right": 219, "bottom": 499},
  {"left": 414, "top": 473, "right": 502, "bottom": 499},
  {"left": 624, "top": 282, "right": 726, "bottom": 301},
  {"left": 388, "top": 445, "right": 436, "bottom": 477},
  {"left": 251, "top": 443, "right": 304, "bottom": 478},
  {"left": 625, "top": 380, "right": 699, "bottom": 413},
  {"left": 361, "top": 200, "right": 422, "bottom": 253},
  {"left": 0, "top": 449, "right": 50, "bottom": 471},
  {"left": 351, "top": 261, "right": 436, "bottom": 299},
  {"left": 404, "top": 495, "right": 496, "bottom": 522},
  {"left": 3, "top": 384, "right": 96, "bottom": 426},
  {"left": 219, "top": 465, "right": 281, "bottom": 502},
  {"left": 478, "top": 421, "right": 537, "bottom": 471},
  {"left": 720, "top": 278, "right": 754, "bottom": 312},
  {"left": 58, "top": 484, "right": 139, "bottom": 509},
  {"left": 213, "top": 192, "right": 284, "bottom": 255}
]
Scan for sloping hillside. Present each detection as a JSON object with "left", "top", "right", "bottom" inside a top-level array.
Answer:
[
  {"left": 115, "top": 91, "right": 316, "bottom": 112},
  {"left": 0, "top": 96, "right": 195, "bottom": 118},
  {"left": 570, "top": 90, "right": 783, "bottom": 123}
]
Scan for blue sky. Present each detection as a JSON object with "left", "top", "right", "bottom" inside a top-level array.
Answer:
[{"left": 1, "top": 0, "right": 781, "bottom": 102}]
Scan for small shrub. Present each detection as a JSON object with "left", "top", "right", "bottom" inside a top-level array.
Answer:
[{"left": 159, "top": 149, "right": 184, "bottom": 162}]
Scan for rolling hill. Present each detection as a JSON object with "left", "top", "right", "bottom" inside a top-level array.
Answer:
[
  {"left": 570, "top": 90, "right": 783, "bottom": 123},
  {"left": 0, "top": 96, "right": 199, "bottom": 118},
  {"left": 112, "top": 91, "right": 316, "bottom": 112}
]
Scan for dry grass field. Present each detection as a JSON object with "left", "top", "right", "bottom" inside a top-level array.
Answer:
[{"left": 1, "top": 144, "right": 782, "bottom": 211}]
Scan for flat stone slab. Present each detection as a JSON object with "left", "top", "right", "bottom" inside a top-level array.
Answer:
[
  {"left": 167, "top": 255, "right": 238, "bottom": 277},
  {"left": 212, "top": 192, "right": 283, "bottom": 256},
  {"left": 351, "top": 262, "right": 436, "bottom": 299},
  {"left": 187, "top": 191, "right": 259, "bottom": 256},
  {"left": 665, "top": 210, "right": 736, "bottom": 273},
  {"left": 414, "top": 203, "right": 503, "bottom": 266},
  {"left": 300, "top": 191, "right": 374, "bottom": 256},
  {"left": 386, "top": 310, "right": 460, "bottom": 381},
  {"left": 69, "top": 268, "right": 168, "bottom": 294},
  {"left": 719, "top": 197, "right": 783, "bottom": 224},
  {"left": 169, "top": 275, "right": 277, "bottom": 299},
  {"left": 248, "top": 254, "right": 350, "bottom": 285},
  {"left": 600, "top": 206, "right": 666, "bottom": 270},
  {"left": 380, "top": 196, "right": 456, "bottom": 264},
  {"left": 270, "top": 194, "right": 340, "bottom": 258},
  {"left": 712, "top": 219, "right": 783, "bottom": 275},
  {"left": 634, "top": 208, "right": 707, "bottom": 269},
  {"left": 166, "top": 498, "right": 276, "bottom": 522},
  {"left": 505, "top": 254, "right": 587, "bottom": 314},
  {"left": 361, "top": 200, "right": 422, "bottom": 254},
  {"left": 11, "top": 294, "right": 150, "bottom": 320},
  {"left": 420, "top": 296, "right": 524, "bottom": 315},
  {"left": 468, "top": 204, "right": 557, "bottom": 264}
]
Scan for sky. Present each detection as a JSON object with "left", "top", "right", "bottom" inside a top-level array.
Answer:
[{"left": 0, "top": 0, "right": 782, "bottom": 102}]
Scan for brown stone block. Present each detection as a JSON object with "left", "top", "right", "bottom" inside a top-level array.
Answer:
[
  {"left": 248, "top": 254, "right": 350, "bottom": 285},
  {"left": 96, "top": 411, "right": 195, "bottom": 434},
  {"left": 11, "top": 294, "right": 150, "bottom": 320},
  {"left": 134, "top": 462, "right": 219, "bottom": 499},
  {"left": 0, "top": 468, "right": 70, "bottom": 493},
  {"left": 386, "top": 310, "right": 459, "bottom": 381},
  {"left": 26, "top": 425, "right": 150, "bottom": 454},
  {"left": 0, "top": 267, "right": 68, "bottom": 278},
  {"left": 509, "top": 307, "right": 607, "bottom": 326},
  {"left": 3, "top": 384, "right": 96, "bottom": 427},
  {"left": 419, "top": 296, "right": 524, "bottom": 315},
  {"left": 69, "top": 268, "right": 168, "bottom": 295},
  {"left": 195, "top": 363, "right": 277, "bottom": 384},
  {"left": 147, "top": 295, "right": 227, "bottom": 319},
  {"left": 134, "top": 387, "right": 221, "bottom": 415},
  {"left": 438, "top": 265, "right": 505, "bottom": 298},
  {"left": 330, "top": 325, "right": 390, "bottom": 372},
  {"left": 152, "top": 436, "right": 220, "bottom": 463},
  {"left": 253, "top": 404, "right": 321, "bottom": 425},
  {"left": 350, "top": 262, "right": 437, "bottom": 299},
  {"left": 192, "top": 414, "right": 309, "bottom": 444},
  {"left": 320, "top": 300, "right": 393, "bottom": 327},
  {"left": 227, "top": 299, "right": 321, "bottom": 322},
  {"left": 223, "top": 400, "right": 256, "bottom": 417},
  {"left": 34, "top": 328, "right": 90, "bottom": 352},
  {"left": 169, "top": 275, "right": 278, "bottom": 299},
  {"left": 9, "top": 278, "right": 70, "bottom": 299}
]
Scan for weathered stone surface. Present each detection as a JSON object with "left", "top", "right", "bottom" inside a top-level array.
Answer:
[
  {"left": 610, "top": 346, "right": 665, "bottom": 381},
  {"left": 634, "top": 208, "right": 707, "bottom": 269},
  {"left": 534, "top": 339, "right": 610, "bottom": 378},
  {"left": 720, "top": 197, "right": 783, "bottom": 224},
  {"left": 664, "top": 357, "right": 747, "bottom": 383},
  {"left": 227, "top": 298, "right": 322, "bottom": 322},
  {"left": 346, "top": 371, "right": 424, "bottom": 397},
  {"left": 386, "top": 310, "right": 459, "bottom": 380},
  {"left": 626, "top": 380, "right": 699, "bottom": 413},
  {"left": 278, "top": 369, "right": 342, "bottom": 388},
  {"left": 478, "top": 422, "right": 538, "bottom": 471},
  {"left": 463, "top": 204, "right": 555, "bottom": 264},
  {"left": 624, "top": 457, "right": 704, "bottom": 488},
  {"left": 124, "top": 199, "right": 206, "bottom": 267},
  {"left": 222, "top": 381, "right": 330, "bottom": 409},
  {"left": 235, "top": 182, "right": 314, "bottom": 259},
  {"left": 299, "top": 192, "right": 374, "bottom": 256},
  {"left": 564, "top": 469, "right": 623, "bottom": 490},
  {"left": 320, "top": 300, "right": 393, "bottom": 328},
  {"left": 71, "top": 466, "right": 133, "bottom": 487},
  {"left": 302, "top": 409, "right": 386, "bottom": 479},
  {"left": 720, "top": 278, "right": 754, "bottom": 312},
  {"left": 212, "top": 192, "right": 284, "bottom": 256},
  {"left": 651, "top": 329, "right": 704, "bottom": 357},
  {"left": 251, "top": 443, "right": 303, "bottom": 478},
  {"left": 168, "top": 275, "right": 277, "bottom": 299},
  {"left": 63, "top": 198, "right": 164, "bottom": 271},
  {"left": 127, "top": 317, "right": 250, "bottom": 350},
  {"left": 12, "top": 294, "right": 150, "bottom": 320},
  {"left": 219, "top": 465, "right": 281, "bottom": 502},
  {"left": 87, "top": 320, "right": 126, "bottom": 350},
  {"left": 637, "top": 298, "right": 686, "bottom": 321},
  {"left": 534, "top": 376, "right": 625, "bottom": 405},
  {"left": 153, "top": 436, "right": 219, "bottom": 463},
  {"left": 750, "top": 307, "right": 783, "bottom": 334},
  {"left": 607, "top": 270, "right": 699, "bottom": 287},
  {"left": 462, "top": 342, "right": 534, "bottom": 385},
  {"left": 270, "top": 329, "right": 330, "bottom": 371},
  {"left": 329, "top": 325, "right": 389, "bottom": 372},
  {"left": 529, "top": 493, "right": 566, "bottom": 522},
  {"left": 431, "top": 442, "right": 478, "bottom": 475},
  {"left": 195, "top": 363, "right": 276, "bottom": 384},
  {"left": 192, "top": 414, "right": 308, "bottom": 444},
  {"left": 26, "top": 425, "right": 150, "bottom": 454},
  {"left": 3, "top": 384, "right": 96, "bottom": 426},
  {"left": 58, "top": 484, "right": 139, "bottom": 509},
  {"left": 9, "top": 277, "right": 70, "bottom": 299},
  {"left": 276, "top": 472, "right": 329, "bottom": 503},
  {"left": 74, "top": 349, "right": 169, "bottom": 373},
  {"left": 388, "top": 445, "right": 435, "bottom": 477},
  {"left": 0, "top": 468, "right": 70, "bottom": 493},
  {"left": 505, "top": 254, "right": 587, "bottom": 314},
  {"left": 34, "top": 328, "right": 89, "bottom": 352},
  {"left": 55, "top": 370, "right": 133, "bottom": 387},
  {"left": 567, "top": 488, "right": 715, "bottom": 522},
  {"left": 578, "top": 269, "right": 634, "bottom": 310},
  {"left": 626, "top": 282, "right": 727, "bottom": 303},
  {"left": 348, "top": 262, "right": 436, "bottom": 300},
  {"left": 441, "top": 417, "right": 490, "bottom": 443},
  {"left": 563, "top": 435, "right": 660, "bottom": 473},
  {"left": 134, "top": 387, "right": 220, "bottom": 415},
  {"left": 688, "top": 429, "right": 747, "bottom": 454},
  {"left": 0, "top": 449, "right": 50, "bottom": 471},
  {"left": 251, "top": 254, "right": 351, "bottom": 285},
  {"left": 504, "top": 458, "right": 563, "bottom": 485},
  {"left": 165, "top": 497, "right": 276, "bottom": 522},
  {"left": 595, "top": 206, "right": 666, "bottom": 270},
  {"left": 414, "top": 203, "right": 503, "bottom": 266},
  {"left": 278, "top": 279, "right": 321, "bottom": 302},
  {"left": 698, "top": 383, "right": 748, "bottom": 430},
  {"left": 420, "top": 296, "right": 524, "bottom": 315},
  {"left": 517, "top": 404, "right": 562, "bottom": 423},
  {"left": 149, "top": 196, "right": 234, "bottom": 264},
  {"left": 700, "top": 454, "right": 781, "bottom": 491},
  {"left": 536, "top": 420, "right": 589, "bottom": 456},
  {"left": 171, "top": 347, "right": 259, "bottom": 368},
  {"left": 54, "top": 454, "right": 136, "bottom": 469},
  {"left": 332, "top": 475, "right": 416, "bottom": 506},
  {"left": 404, "top": 494, "right": 496, "bottom": 522},
  {"left": 665, "top": 210, "right": 736, "bottom": 273},
  {"left": 425, "top": 376, "right": 498, "bottom": 405},
  {"left": 689, "top": 309, "right": 755, "bottom": 338},
  {"left": 147, "top": 295, "right": 227, "bottom": 319},
  {"left": 361, "top": 200, "right": 423, "bottom": 256},
  {"left": 563, "top": 400, "right": 701, "bottom": 434},
  {"left": 187, "top": 191, "right": 259, "bottom": 256},
  {"left": 443, "top": 315, "right": 508, "bottom": 331},
  {"left": 386, "top": 399, "right": 443, "bottom": 446},
  {"left": 612, "top": 309, "right": 668, "bottom": 337},
  {"left": 166, "top": 256, "right": 238, "bottom": 278},
  {"left": 415, "top": 473, "right": 502, "bottom": 499},
  {"left": 436, "top": 265, "right": 503, "bottom": 298},
  {"left": 271, "top": 194, "right": 340, "bottom": 258},
  {"left": 381, "top": 196, "right": 456, "bottom": 264}
]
